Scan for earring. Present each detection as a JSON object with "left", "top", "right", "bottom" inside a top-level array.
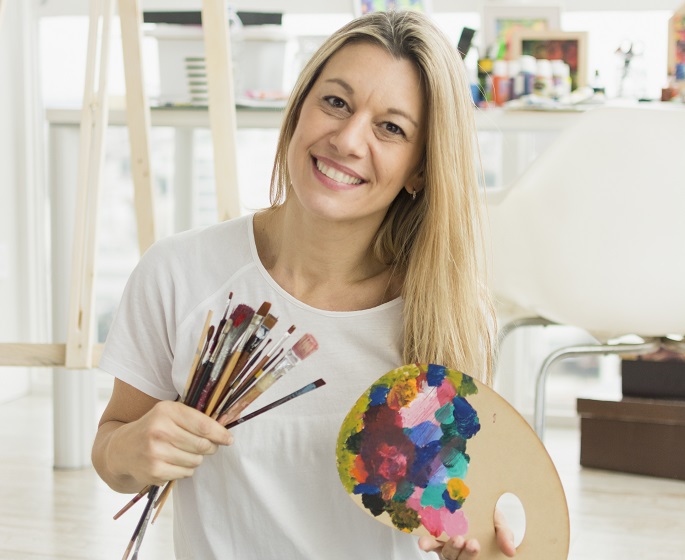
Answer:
[{"left": 412, "top": 189, "right": 417, "bottom": 201}]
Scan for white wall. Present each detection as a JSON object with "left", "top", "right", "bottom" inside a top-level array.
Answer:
[
  {"left": 0, "top": 0, "right": 47, "bottom": 401},
  {"left": 35, "top": 0, "right": 685, "bottom": 16}
]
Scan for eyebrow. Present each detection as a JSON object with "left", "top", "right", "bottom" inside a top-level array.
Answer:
[{"left": 323, "top": 78, "right": 420, "bottom": 129}]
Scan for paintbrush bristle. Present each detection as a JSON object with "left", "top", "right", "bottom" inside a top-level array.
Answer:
[
  {"left": 313, "top": 378, "right": 326, "bottom": 388},
  {"left": 291, "top": 334, "right": 318, "bottom": 360},
  {"left": 262, "top": 313, "right": 278, "bottom": 331},
  {"left": 287, "top": 325, "right": 296, "bottom": 335},
  {"left": 230, "top": 304, "right": 254, "bottom": 326},
  {"left": 256, "top": 301, "right": 271, "bottom": 317}
]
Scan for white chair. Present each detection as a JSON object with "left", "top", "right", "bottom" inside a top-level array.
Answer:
[{"left": 484, "top": 105, "right": 685, "bottom": 439}]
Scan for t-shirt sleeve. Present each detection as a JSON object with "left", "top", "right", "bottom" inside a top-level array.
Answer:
[{"left": 98, "top": 240, "right": 180, "bottom": 401}]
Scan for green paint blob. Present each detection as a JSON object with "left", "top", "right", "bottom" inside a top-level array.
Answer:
[
  {"left": 393, "top": 480, "right": 416, "bottom": 502},
  {"left": 435, "top": 402, "right": 454, "bottom": 424},
  {"left": 445, "top": 452, "right": 469, "bottom": 479},
  {"left": 421, "top": 483, "right": 447, "bottom": 509},
  {"left": 386, "top": 500, "right": 421, "bottom": 532}
]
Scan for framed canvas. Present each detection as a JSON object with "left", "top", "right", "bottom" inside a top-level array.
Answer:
[
  {"left": 482, "top": 4, "right": 561, "bottom": 58},
  {"left": 353, "top": 0, "right": 432, "bottom": 17},
  {"left": 510, "top": 29, "right": 588, "bottom": 90},
  {"left": 667, "top": 4, "right": 685, "bottom": 76}
]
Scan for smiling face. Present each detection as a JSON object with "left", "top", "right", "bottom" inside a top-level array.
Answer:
[{"left": 286, "top": 41, "right": 426, "bottom": 227}]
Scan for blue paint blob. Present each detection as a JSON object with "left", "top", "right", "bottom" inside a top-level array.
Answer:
[
  {"left": 428, "top": 461, "right": 448, "bottom": 486},
  {"left": 354, "top": 483, "right": 381, "bottom": 495},
  {"left": 369, "top": 385, "right": 390, "bottom": 406},
  {"left": 452, "top": 396, "right": 481, "bottom": 439},
  {"left": 408, "top": 421, "right": 442, "bottom": 447},
  {"left": 442, "top": 488, "right": 463, "bottom": 513},
  {"left": 409, "top": 440, "right": 442, "bottom": 488},
  {"left": 426, "top": 364, "right": 447, "bottom": 387}
]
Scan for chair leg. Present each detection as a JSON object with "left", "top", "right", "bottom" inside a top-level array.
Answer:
[
  {"left": 534, "top": 339, "right": 660, "bottom": 440},
  {"left": 495, "top": 317, "right": 558, "bottom": 372}
]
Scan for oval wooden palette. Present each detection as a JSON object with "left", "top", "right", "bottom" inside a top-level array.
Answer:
[{"left": 336, "top": 363, "right": 569, "bottom": 558}]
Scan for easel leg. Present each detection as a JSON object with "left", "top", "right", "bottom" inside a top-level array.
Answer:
[
  {"left": 202, "top": 0, "right": 241, "bottom": 221},
  {"left": 119, "top": 0, "right": 156, "bottom": 254},
  {"left": 65, "top": 0, "right": 114, "bottom": 369}
]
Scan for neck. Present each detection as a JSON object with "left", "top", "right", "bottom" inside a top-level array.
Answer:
[{"left": 253, "top": 204, "right": 400, "bottom": 311}]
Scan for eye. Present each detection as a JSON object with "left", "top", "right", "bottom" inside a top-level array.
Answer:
[
  {"left": 323, "top": 96, "right": 347, "bottom": 110},
  {"left": 382, "top": 122, "right": 406, "bottom": 137}
]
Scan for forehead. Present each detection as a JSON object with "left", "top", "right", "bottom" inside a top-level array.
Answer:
[{"left": 315, "top": 41, "right": 425, "bottom": 114}]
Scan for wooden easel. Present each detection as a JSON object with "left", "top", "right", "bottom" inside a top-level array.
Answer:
[{"left": 0, "top": 0, "right": 241, "bottom": 369}]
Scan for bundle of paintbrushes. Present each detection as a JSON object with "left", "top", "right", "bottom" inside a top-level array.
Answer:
[{"left": 116, "top": 295, "right": 324, "bottom": 560}]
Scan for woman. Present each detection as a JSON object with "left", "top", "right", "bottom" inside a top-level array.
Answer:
[{"left": 92, "top": 10, "right": 514, "bottom": 560}]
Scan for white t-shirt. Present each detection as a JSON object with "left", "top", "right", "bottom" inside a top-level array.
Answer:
[{"left": 99, "top": 214, "right": 434, "bottom": 560}]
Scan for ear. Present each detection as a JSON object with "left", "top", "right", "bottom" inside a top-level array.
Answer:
[{"left": 404, "top": 168, "right": 425, "bottom": 196}]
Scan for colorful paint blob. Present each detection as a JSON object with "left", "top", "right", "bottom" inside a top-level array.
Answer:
[{"left": 336, "top": 363, "right": 481, "bottom": 538}]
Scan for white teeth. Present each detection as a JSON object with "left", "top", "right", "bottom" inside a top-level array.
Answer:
[{"left": 316, "top": 159, "right": 362, "bottom": 185}]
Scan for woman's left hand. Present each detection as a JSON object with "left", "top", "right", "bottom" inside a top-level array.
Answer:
[{"left": 417, "top": 509, "right": 516, "bottom": 559}]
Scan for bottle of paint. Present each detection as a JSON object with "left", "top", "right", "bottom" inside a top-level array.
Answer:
[
  {"left": 551, "top": 59, "right": 572, "bottom": 99},
  {"left": 464, "top": 46, "right": 481, "bottom": 105},
  {"left": 508, "top": 58, "right": 523, "bottom": 101},
  {"left": 592, "top": 69, "right": 606, "bottom": 97},
  {"left": 477, "top": 55, "right": 494, "bottom": 107},
  {"left": 492, "top": 59, "right": 511, "bottom": 106},
  {"left": 533, "top": 59, "right": 552, "bottom": 97},
  {"left": 519, "top": 55, "right": 537, "bottom": 96},
  {"left": 675, "top": 63, "right": 685, "bottom": 98}
]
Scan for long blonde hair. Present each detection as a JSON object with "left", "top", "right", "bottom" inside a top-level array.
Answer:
[{"left": 270, "top": 11, "right": 494, "bottom": 383}]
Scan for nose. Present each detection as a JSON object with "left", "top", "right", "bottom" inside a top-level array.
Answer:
[{"left": 329, "top": 113, "right": 370, "bottom": 158}]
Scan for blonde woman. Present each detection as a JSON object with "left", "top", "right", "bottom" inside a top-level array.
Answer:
[{"left": 93, "top": 10, "right": 512, "bottom": 560}]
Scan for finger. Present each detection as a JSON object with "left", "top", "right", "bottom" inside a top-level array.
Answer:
[
  {"left": 459, "top": 538, "right": 480, "bottom": 560},
  {"left": 165, "top": 401, "right": 233, "bottom": 446},
  {"left": 495, "top": 518, "right": 517, "bottom": 557},
  {"left": 440, "top": 536, "right": 466, "bottom": 560},
  {"left": 417, "top": 536, "right": 441, "bottom": 553}
]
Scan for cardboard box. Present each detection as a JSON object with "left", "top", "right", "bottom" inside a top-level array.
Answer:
[
  {"left": 577, "top": 397, "right": 685, "bottom": 480},
  {"left": 621, "top": 357, "right": 685, "bottom": 400}
]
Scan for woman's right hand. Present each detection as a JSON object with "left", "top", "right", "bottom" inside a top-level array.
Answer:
[{"left": 92, "top": 379, "right": 233, "bottom": 493}]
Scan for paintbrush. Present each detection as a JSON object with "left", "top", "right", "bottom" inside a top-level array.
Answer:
[
  {"left": 213, "top": 324, "right": 296, "bottom": 416},
  {"left": 210, "top": 313, "right": 278, "bottom": 413},
  {"left": 223, "top": 378, "right": 326, "bottom": 429},
  {"left": 229, "top": 312, "right": 277, "bottom": 385},
  {"left": 219, "top": 334, "right": 318, "bottom": 425},
  {"left": 184, "top": 297, "right": 236, "bottom": 407},
  {"left": 113, "top": 485, "right": 150, "bottom": 521},
  {"left": 151, "top": 481, "right": 172, "bottom": 525},
  {"left": 202, "top": 302, "right": 271, "bottom": 416},
  {"left": 121, "top": 485, "right": 159, "bottom": 560},
  {"left": 191, "top": 304, "right": 254, "bottom": 410},
  {"left": 182, "top": 314, "right": 214, "bottom": 403}
]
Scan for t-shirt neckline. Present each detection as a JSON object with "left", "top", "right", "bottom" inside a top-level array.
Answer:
[{"left": 245, "top": 212, "right": 403, "bottom": 318}]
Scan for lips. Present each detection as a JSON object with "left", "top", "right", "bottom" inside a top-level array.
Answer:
[{"left": 314, "top": 157, "right": 365, "bottom": 186}]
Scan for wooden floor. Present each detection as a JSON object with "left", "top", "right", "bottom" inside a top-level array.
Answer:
[{"left": 1, "top": 391, "right": 684, "bottom": 559}]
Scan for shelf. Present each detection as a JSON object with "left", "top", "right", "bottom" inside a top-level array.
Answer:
[{"left": 45, "top": 104, "right": 584, "bottom": 132}]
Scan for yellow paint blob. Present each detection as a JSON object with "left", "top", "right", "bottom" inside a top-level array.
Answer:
[{"left": 447, "top": 478, "right": 470, "bottom": 502}]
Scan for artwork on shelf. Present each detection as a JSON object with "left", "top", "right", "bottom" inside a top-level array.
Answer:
[
  {"left": 509, "top": 29, "right": 588, "bottom": 91},
  {"left": 354, "top": 0, "right": 431, "bottom": 17},
  {"left": 667, "top": 3, "right": 685, "bottom": 77},
  {"left": 482, "top": 4, "right": 561, "bottom": 57}
]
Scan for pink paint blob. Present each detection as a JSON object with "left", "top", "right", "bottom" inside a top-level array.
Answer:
[{"left": 400, "top": 388, "right": 441, "bottom": 427}]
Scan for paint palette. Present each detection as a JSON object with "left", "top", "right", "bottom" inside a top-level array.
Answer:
[{"left": 336, "top": 363, "right": 569, "bottom": 559}]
